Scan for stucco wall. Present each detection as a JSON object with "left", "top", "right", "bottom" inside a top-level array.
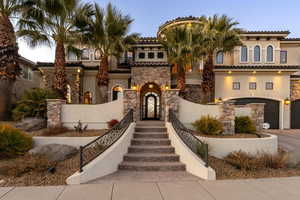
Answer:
[
  {"left": 197, "top": 134, "right": 278, "bottom": 158},
  {"left": 61, "top": 99, "right": 123, "bottom": 129},
  {"left": 33, "top": 136, "right": 97, "bottom": 148}
]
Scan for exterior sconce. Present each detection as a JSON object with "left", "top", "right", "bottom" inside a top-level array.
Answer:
[
  {"left": 252, "top": 71, "right": 256, "bottom": 74},
  {"left": 215, "top": 97, "right": 223, "bottom": 103},
  {"left": 77, "top": 68, "right": 81, "bottom": 73},
  {"left": 284, "top": 98, "right": 291, "bottom": 105},
  {"left": 149, "top": 84, "right": 154, "bottom": 89},
  {"left": 278, "top": 70, "right": 282, "bottom": 74},
  {"left": 228, "top": 71, "right": 232, "bottom": 74},
  {"left": 131, "top": 83, "right": 138, "bottom": 90}
]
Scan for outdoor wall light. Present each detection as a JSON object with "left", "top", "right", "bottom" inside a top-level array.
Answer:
[
  {"left": 284, "top": 98, "right": 291, "bottom": 105},
  {"left": 215, "top": 97, "right": 223, "bottom": 103},
  {"left": 131, "top": 83, "right": 138, "bottom": 90},
  {"left": 165, "top": 85, "right": 170, "bottom": 90},
  {"left": 228, "top": 71, "right": 232, "bottom": 74},
  {"left": 149, "top": 84, "right": 154, "bottom": 89},
  {"left": 278, "top": 70, "right": 282, "bottom": 74},
  {"left": 252, "top": 71, "right": 256, "bottom": 74},
  {"left": 77, "top": 68, "right": 81, "bottom": 73}
]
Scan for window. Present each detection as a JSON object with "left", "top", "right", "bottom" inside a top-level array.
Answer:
[
  {"left": 112, "top": 86, "right": 123, "bottom": 101},
  {"left": 21, "top": 66, "right": 33, "bottom": 81},
  {"left": 216, "top": 51, "right": 224, "bottom": 64},
  {"left": 138, "top": 52, "right": 145, "bottom": 59},
  {"left": 280, "top": 51, "right": 287, "bottom": 64},
  {"left": 157, "top": 52, "right": 164, "bottom": 59},
  {"left": 232, "top": 82, "right": 240, "bottom": 90},
  {"left": 249, "top": 82, "right": 257, "bottom": 90},
  {"left": 266, "top": 82, "right": 274, "bottom": 90},
  {"left": 84, "top": 91, "right": 92, "bottom": 104},
  {"left": 148, "top": 52, "right": 155, "bottom": 59},
  {"left": 241, "top": 46, "right": 248, "bottom": 62},
  {"left": 254, "top": 45, "right": 261, "bottom": 62},
  {"left": 81, "top": 49, "right": 89, "bottom": 60},
  {"left": 68, "top": 52, "right": 77, "bottom": 61},
  {"left": 267, "top": 45, "right": 274, "bottom": 62},
  {"left": 94, "top": 49, "right": 101, "bottom": 60}
]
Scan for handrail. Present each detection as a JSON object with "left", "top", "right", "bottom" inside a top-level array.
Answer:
[
  {"left": 79, "top": 109, "right": 133, "bottom": 172},
  {"left": 169, "top": 109, "right": 209, "bottom": 167}
]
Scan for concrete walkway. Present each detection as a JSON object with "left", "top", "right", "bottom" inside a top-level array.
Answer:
[{"left": 1, "top": 177, "right": 300, "bottom": 200}]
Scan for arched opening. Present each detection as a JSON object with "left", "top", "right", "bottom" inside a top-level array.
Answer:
[
  {"left": 84, "top": 91, "right": 92, "bottom": 104},
  {"left": 112, "top": 86, "right": 123, "bottom": 101},
  {"left": 140, "top": 83, "right": 162, "bottom": 120}
]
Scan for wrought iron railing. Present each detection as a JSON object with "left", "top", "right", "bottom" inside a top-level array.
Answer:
[
  {"left": 169, "top": 110, "right": 209, "bottom": 167},
  {"left": 79, "top": 109, "right": 133, "bottom": 172}
]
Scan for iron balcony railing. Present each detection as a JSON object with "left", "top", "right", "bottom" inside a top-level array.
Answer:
[
  {"left": 79, "top": 109, "right": 133, "bottom": 172},
  {"left": 169, "top": 109, "right": 209, "bottom": 167}
]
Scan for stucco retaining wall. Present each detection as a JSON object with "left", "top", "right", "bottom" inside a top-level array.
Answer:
[
  {"left": 33, "top": 136, "right": 98, "bottom": 148},
  {"left": 197, "top": 134, "right": 278, "bottom": 159},
  {"left": 61, "top": 99, "right": 123, "bottom": 129}
]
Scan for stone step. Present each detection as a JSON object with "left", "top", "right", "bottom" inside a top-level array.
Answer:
[
  {"left": 131, "top": 138, "right": 171, "bottom": 146},
  {"left": 118, "top": 162, "right": 186, "bottom": 171},
  {"left": 137, "top": 121, "right": 165, "bottom": 127},
  {"left": 128, "top": 146, "right": 175, "bottom": 154},
  {"left": 133, "top": 132, "right": 168, "bottom": 139},
  {"left": 124, "top": 153, "right": 180, "bottom": 162},
  {"left": 135, "top": 127, "right": 167, "bottom": 132}
]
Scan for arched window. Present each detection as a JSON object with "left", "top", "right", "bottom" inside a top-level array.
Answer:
[
  {"left": 254, "top": 45, "right": 261, "bottom": 62},
  {"left": 81, "top": 49, "right": 90, "bottom": 60},
  {"left": 66, "top": 84, "right": 72, "bottom": 103},
  {"left": 94, "top": 49, "right": 101, "bottom": 60},
  {"left": 68, "top": 52, "right": 77, "bottom": 61},
  {"left": 241, "top": 46, "right": 248, "bottom": 62},
  {"left": 216, "top": 51, "right": 224, "bottom": 64},
  {"left": 112, "top": 86, "right": 123, "bottom": 101},
  {"left": 267, "top": 45, "right": 274, "bottom": 62},
  {"left": 84, "top": 91, "right": 92, "bottom": 104}
]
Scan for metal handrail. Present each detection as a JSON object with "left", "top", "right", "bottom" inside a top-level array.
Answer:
[
  {"left": 79, "top": 109, "right": 133, "bottom": 172},
  {"left": 169, "top": 109, "right": 209, "bottom": 167}
]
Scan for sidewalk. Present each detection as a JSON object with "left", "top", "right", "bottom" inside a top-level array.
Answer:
[{"left": 0, "top": 177, "right": 300, "bottom": 200}]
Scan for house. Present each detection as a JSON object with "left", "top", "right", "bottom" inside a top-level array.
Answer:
[{"left": 37, "top": 17, "right": 300, "bottom": 129}]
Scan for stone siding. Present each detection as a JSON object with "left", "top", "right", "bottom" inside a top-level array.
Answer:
[
  {"left": 291, "top": 80, "right": 300, "bottom": 100},
  {"left": 47, "top": 99, "right": 66, "bottom": 128},
  {"left": 182, "top": 84, "right": 202, "bottom": 103},
  {"left": 248, "top": 103, "right": 265, "bottom": 131},
  {"left": 131, "top": 67, "right": 170, "bottom": 87},
  {"left": 164, "top": 89, "right": 180, "bottom": 121},
  {"left": 123, "top": 89, "right": 138, "bottom": 121},
  {"left": 219, "top": 101, "right": 235, "bottom": 134}
]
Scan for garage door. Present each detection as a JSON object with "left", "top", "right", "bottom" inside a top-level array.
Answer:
[
  {"left": 232, "top": 98, "right": 280, "bottom": 129},
  {"left": 291, "top": 100, "right": 300, "bottom": 129}
]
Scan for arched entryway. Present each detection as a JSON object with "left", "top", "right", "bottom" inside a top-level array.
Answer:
[
  {"left": 232, "top": 98, "right": 280, "bottom": 129},
  {"left": 291, "top": 99, "right": 300, "bottom": 129},
  {"left": 140, "top": 83, "right": 161, "bottom": 120}
]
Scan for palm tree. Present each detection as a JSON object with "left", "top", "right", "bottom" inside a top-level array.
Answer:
[
  {"left": 18, "top": 0, "right": 93, "bottom": 98},
  {"left": 81, "top": 3, "right": 138, "bottom": 103},
  {"left": 160, "top": 25, "right": 204, "bottom": 93},
  {"left": 199, "top": 15, "right": 242, "bottom": 103},
  {"left": 0, "top": 0, "right": 23, "bottom": 120}
]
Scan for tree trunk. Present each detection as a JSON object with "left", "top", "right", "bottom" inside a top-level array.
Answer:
[
  {"left": 97, "top": 55, "right": 109, "bottom": 103},
  {"left": 201, "top": 54, "right": 215, "bottom": 103},
  {"left": 53, "top": 41, "right": 67, "bottom": 99},
  {"left": 0, "top": 14, "right": 19, "bottom": 120},
  {"left": 177, "top": 64, "right": 186, "bottom": 91}
]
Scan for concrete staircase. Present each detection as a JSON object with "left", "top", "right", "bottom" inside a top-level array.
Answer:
[{"left": 118, "top": 121, "right": 186, "bottom": 171}]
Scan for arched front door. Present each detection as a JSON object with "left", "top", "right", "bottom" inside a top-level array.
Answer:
[{"left": 140, "top": 83, "right": 161, "bottom": 120}]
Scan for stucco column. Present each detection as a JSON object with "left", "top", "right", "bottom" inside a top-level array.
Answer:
[
  {"left": 219, "top": 101, "right": 235, "bottom": 134},
  {"left": 123, "top": 89, "right": 138, "bottom": 121},
  {"left": 247, "top": 103, "right": 265, "bottom": 131},
  {"left": 164, "top": 89, "right": 180, "bottom": 122},
  {"left": 47, "top": 99, "right": 66, "bottom": 128}
]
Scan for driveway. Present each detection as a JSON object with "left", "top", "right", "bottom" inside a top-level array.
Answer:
[{"left": 264, "top": 129, "right": 300, "bottom": 152}]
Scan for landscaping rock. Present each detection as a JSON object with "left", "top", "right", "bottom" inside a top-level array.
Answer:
[
  {"left": 29, "top": 144, "right": 78, "bottom": 162},
  {"left": 15, "top": 118, "right": 46, "bottom": 132}
]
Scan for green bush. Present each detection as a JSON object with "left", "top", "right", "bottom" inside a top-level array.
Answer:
[
  {"left": 235, "top": 116, "right": 256, "bottom": 134},
  {"left": 12, "top": 88, "right": 59, "bottom": 121},
  {"left": 0, "top": 124, "right": 33, "bottom": 158},
  {"left": 192, "top": 115, "right": 224, "bottom": 135}
]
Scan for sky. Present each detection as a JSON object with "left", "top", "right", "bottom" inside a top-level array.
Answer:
[{"left": 18, "top": 0, "right": 300, "bottom": 62}]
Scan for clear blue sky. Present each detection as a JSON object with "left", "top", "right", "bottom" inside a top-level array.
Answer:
[{"left": 19, "top": 0, "right": 300, "bottom": 62}]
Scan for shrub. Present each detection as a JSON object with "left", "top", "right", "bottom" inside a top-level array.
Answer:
[
  {"left": 0, "top": 124, "right": 33, "bottom": 158},
  {"left": 12, "top": 88, "right": 60, "bottom": 121},
  {"left": 192, "top": 115, "right": 224, "bottom": 135},
  {"left": 235, "top": 116, "right": 256, "bottom": 134},
  {"left": 225, "top": 150, "right": 288, "bottom": 171},
  {"left": 42, "top": 126, "right": 69, "bottom": 136},
  {"left": 7, "top": 154, "right": 53, "bottom": 177},
  {"left": 107, "top": 119, "right": 119, "bottom": 129}
]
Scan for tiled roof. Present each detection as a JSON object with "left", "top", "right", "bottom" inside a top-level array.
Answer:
[
  {"left": 37, "top": 62, "right": 84, "bottom": 67},
  {"left": 108, "top": 70, "right": 131, "bottom": 74},
  {"left": 291, "top": 75, "right": 300, "bottom": 78},
  {"left": 159, "top": 16, "right": 198, "bottom": 30},
  {"left": 134, "top": 37, "right": 160, "bottom": 45},
  {"left": 215, "top": 65, "right": 300, "bottom": 70},
  {"left": 281, "top": 38, "right": 300, "bottom": 41},
  {"left": 241, "top": 30, "right": 290, "bottom": 34},
  {"left": 132, "top": 61, "right": 170, "bottom": 67}
]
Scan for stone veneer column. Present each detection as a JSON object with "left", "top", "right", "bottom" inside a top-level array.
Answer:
[
  {"left": 164, "top": 89, "right": 180, "bottom": 122},
  {"left": 47, "top": 99, "right": 66, "bottom": 128},
  {"left": 247, "top": 103, "right": 265, "bottom": 131},
  {"left": 291, "top": 80, "right": 300, "bottom": 100},
  {"left": 219, "top": 101, "right": 235, "bottom": 134},
  {"left": 123, "top": 89, "right": 138, "bottom": 121}
]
